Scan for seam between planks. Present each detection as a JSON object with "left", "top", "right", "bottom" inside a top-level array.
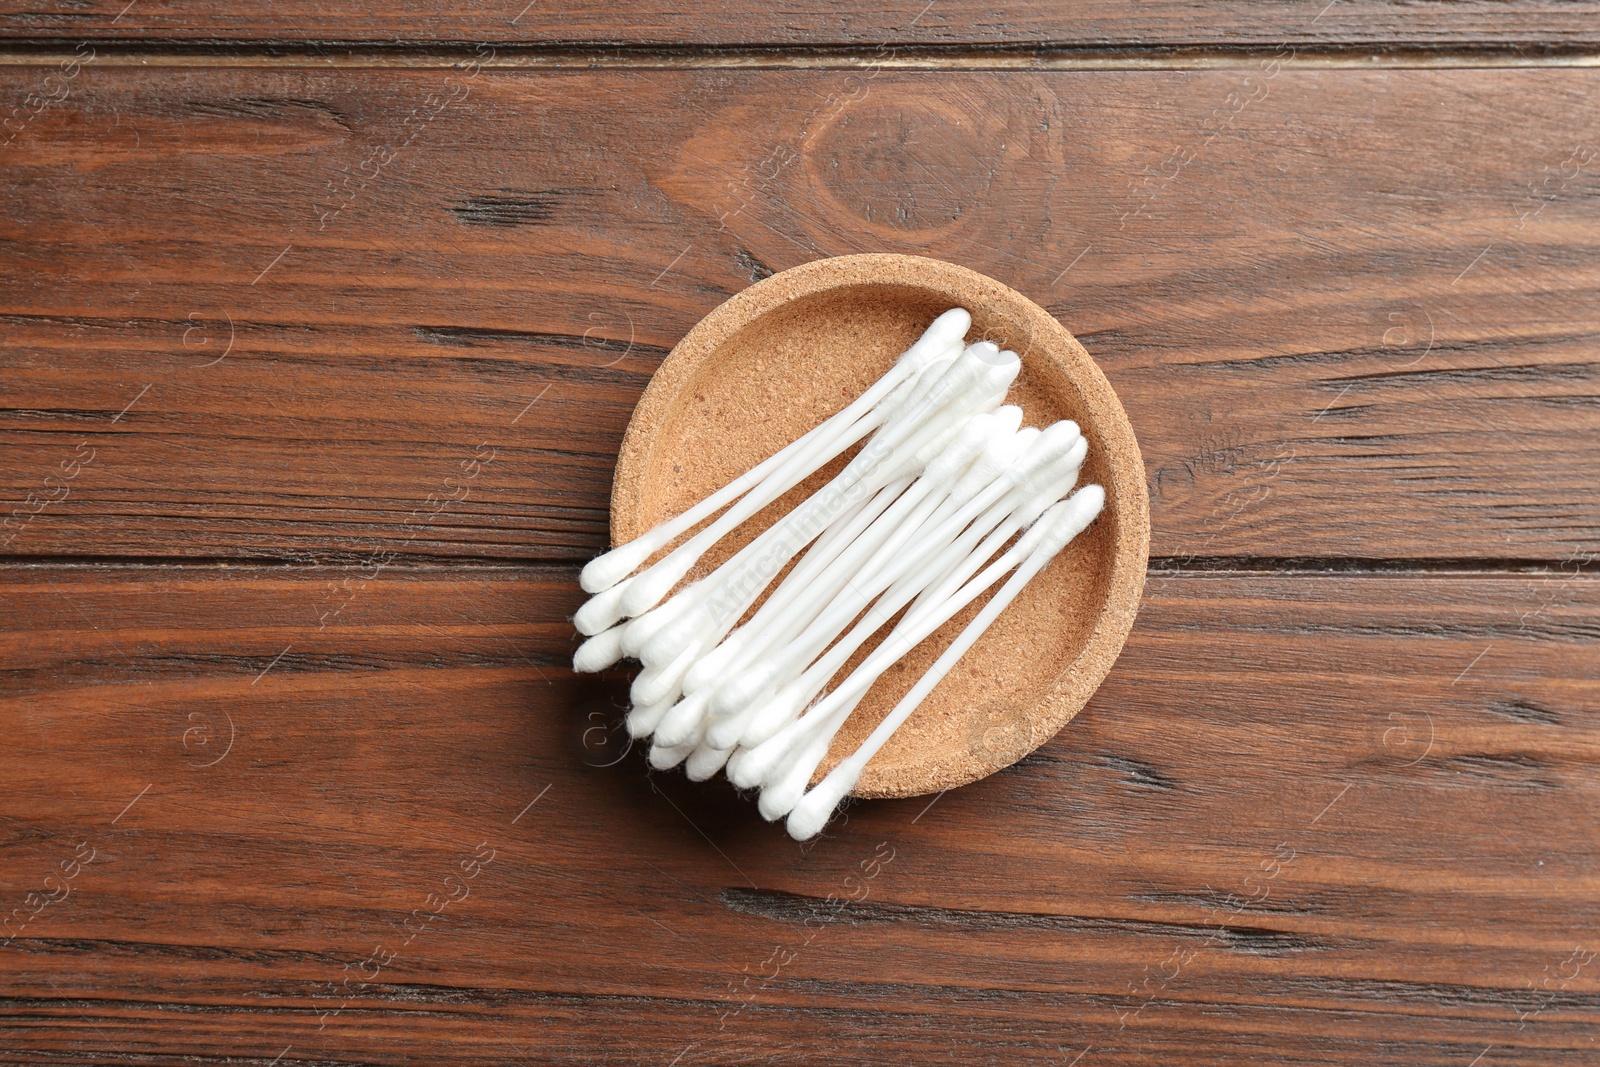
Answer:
[{"left": 0, "top": 41, "right": 1598, "bottom": 70}]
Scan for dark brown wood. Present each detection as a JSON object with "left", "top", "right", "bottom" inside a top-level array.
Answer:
[
  {"left": 1, "top": 12, "right": 1597, "bottom": 1064},
  {"left": 2, "top": 0, "right": 1600, "bottom": 48},
  {"left": 0, "top": 564, "right": 1595, "bottom": 1063},
  {"left": 2, "top": 67, "right": 1597, "bottom": 565}
]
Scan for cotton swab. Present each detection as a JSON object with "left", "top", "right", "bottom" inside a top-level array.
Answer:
[
  {"left": 573, "top": 623, "right": 626, "bottom": 674},
  {"left": 785, "top": 486, "right": 1106, "bottom": 840},
  {"left": 648, "top": 733, "right": 698, "bottom": 771},
  {"left": 579, "top": 308, "right": 972, "bottom": 594},
  {"left": 634, "top": 402, "right": 962, "bottom": 681},
  {"left": 579, "top": 403, "right": 1041, "bottom": 672},
  {"left": 710, "top": 407, "right": 997, "bottom": 664},
  {"left": 579, "top": 333, "right": 1012, "bottom": 667},
  {"left": 733, "top": 482, "right": 1090, "bottom": 802},
  {"left": 906, "top": 441, "right": 1087, "bottom": 623},
  {"left": 685, "top": 739, "right": 735, "bottom": 782},
  {"left": 758, "top": 717, "right": 845, "bottom": 821},
  {"left": 674, "top": 401, "right": 1021, "bottom": 750},
  {"left": 573, "top": 305, "right": 1113, "bottom": 843},
  {"left": 707, "top": 459, "right": 1014, "bottom": 741},
  {"left": 613, "top": 345, "right": 990, "bottom": 625},
  {"left": 599, "top": 347, "right": 959, "bottom": 631},
  {"left": 614, "top": 402, "right": 890, "bottom": 619},
  {"left": 722, "top": 435, "right": 1085, "bottom": 753},
  {"left": 699, "top": 411, "right": 1000, "bottom": 712},
  {"left": 626, "top": 692, "right": 676, "bottom": 737},
  {"left": 630, "top": 637, "right": 702, "bottom": 708},
  {"left": 638, "top": 351, "right": 1014, "bottom": 673},
  {"left": 696, "top": 417, "right": 1087, "bottom": 770},
  {"left": 653, "top": 687, "right": 712, "bottom": 748},
  {"left": 671, "top": 474, "right": 916, "bottom": 694},
  {"left": 639, "top": 405, "right": 1002, "bottom": 749},
  {"left": 613, "top": 335, "right": 1008, "bottom": 619},
  {"left": 573, "top": 574, "right": 635, "bottom": 637}
]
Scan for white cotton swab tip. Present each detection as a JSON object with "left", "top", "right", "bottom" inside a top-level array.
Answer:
[
  {"left": 989, "top": 404, "right": 1024, "bottom": 437},
  {"left": 709, "top": 660, "right": 778, "bottom": 722},
  {"left": 572, "top": 624, "right": 625, "bottom": 673},
  {"left": 1011, "top": 431, "right": 1087, "bottom": 502},
  {"left": 951, "top": 421, "right": 1034, "bottom": 503},
  {"left": 572, "top": 575, "right": 633, "bottom": 636},
  {"left": 630, "top": 639, "right": 698, "bottom": 707},
  {"left": 618, "top": 549, "right": 696, "bottom": 618},
  {"left": 1042, "top": 483, "right": 1106, "bottom": 551},
  {"left": 726, "top": 726, "right": 793, "bottom": 789},
  {"left": 783, "top": 769, "right": 855, "bottom": 842},
  {"left": 648, "top": 737, "right": 697, "bottom": 770},
  {"left": 580, "top": 535, "right": 659, "bottom": 595},
  {"left": 626, "top": 693, "right": 675, "bottom": 738},
  {"left": 652, "top": 689, "right": 711, "bottom": 749},
  {"left": 636, "top": 596, "right": 712, "bottom": 661},
  {"left": 904, "top": 308, "right": 972, "bottom": 369},
  {"left": 922, "top": 409, "right": 999, "bottom": 484},
  {"left": 1013, "top": 419, "right": 1082, "bottom": 479},
  {"left": 685, "top": 742, "right": 734, "bottom": 782},
  {"left": 681, "top": 629, "right": 749, "bottom": 693}
]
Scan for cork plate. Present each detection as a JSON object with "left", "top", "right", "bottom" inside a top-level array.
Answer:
[{"left": 611, "top": 253, "right": 1149, "bottom": 799}]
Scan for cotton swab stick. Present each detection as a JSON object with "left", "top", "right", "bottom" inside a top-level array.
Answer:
[
  {"left": 904, "top": 441, "right": 1087, "bottom": 625},
  {"left": 718, "top": 418, "right": 1083, "bottom": 757},
  {"left": 698, "top": 413, "right": 996, "bottom": 714},
  {"left": 784, "top": 486, "right": 1107, "bottom": 840},
  {"left": 856, "top": 421, "right": 1080, "bottom": 592},
  {"left": 720, "top": 473, "right": 911, "bottom": 642},
  {"left": 724, "top": 434, "right": 1086, "bottom": 750},
  {"left": 671, "top": 474, "right": 915, "bottom": 695},
  {"left": 615, "top": 337, "right": 1007, "bottom": 622},
  {"left": 601, "top": 351, "right": 957, "bottom": 638},
  {"left": 613, "top": 350, "right": 978, "bottom": 624},
  {"left": 658, "top": 478, "right": 902, "bottom": 693},
  {"left": 731, "top": 484, "right": 1084, "bottom": 795},
  {"left": 706, "top": 448, "right": 1021, "bottom": 739},
  {"left": 617, "top": 392, "right": 988, "bottom": 666},
  {"left": 637, "top": 397, "right": 969, "bottom": 680},
  {"left": 637, "top": 359, "right": 1011, "bottom": 679},
  {"left": 614, "top": 402, "right": 889, "bottom": 619},
  {"left": 579, "top": 308, "right": 972, "bottom": 595},
  {"left": 684, "top": 364, "right": 1011, "bottom": 675},
  {"left": 713, "top": 406, "right": 996, "bottom": 666}
]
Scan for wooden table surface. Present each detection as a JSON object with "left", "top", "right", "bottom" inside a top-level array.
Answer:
[{"left": 2, "top": 5, "right": 1597, "bottom": 1064}]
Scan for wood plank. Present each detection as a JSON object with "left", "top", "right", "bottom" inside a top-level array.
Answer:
[
  {"left": 1, "top": 67, "right": 1596, "bottom": 564},
  {"left": 2, "top": 0, "right": 1600, "bottom": 48},
  {"left": 0, "top": 565, "right": 1596, "bottom": 1063}
]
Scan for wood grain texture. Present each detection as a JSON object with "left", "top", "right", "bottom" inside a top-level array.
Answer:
[
  {"left": 3, "top": 0, "right": 1600, "bottom": 48},
  {"left": 1, "top": 67, "right": 1597, "bottom": 565},
  {"left": 0, "top": 564, "right": 1595, "bottom": 1064}
]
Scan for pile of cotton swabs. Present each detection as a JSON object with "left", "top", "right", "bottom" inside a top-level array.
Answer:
[{"left": 572, "top": 308, "right": 1105, "bottom": 840}]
